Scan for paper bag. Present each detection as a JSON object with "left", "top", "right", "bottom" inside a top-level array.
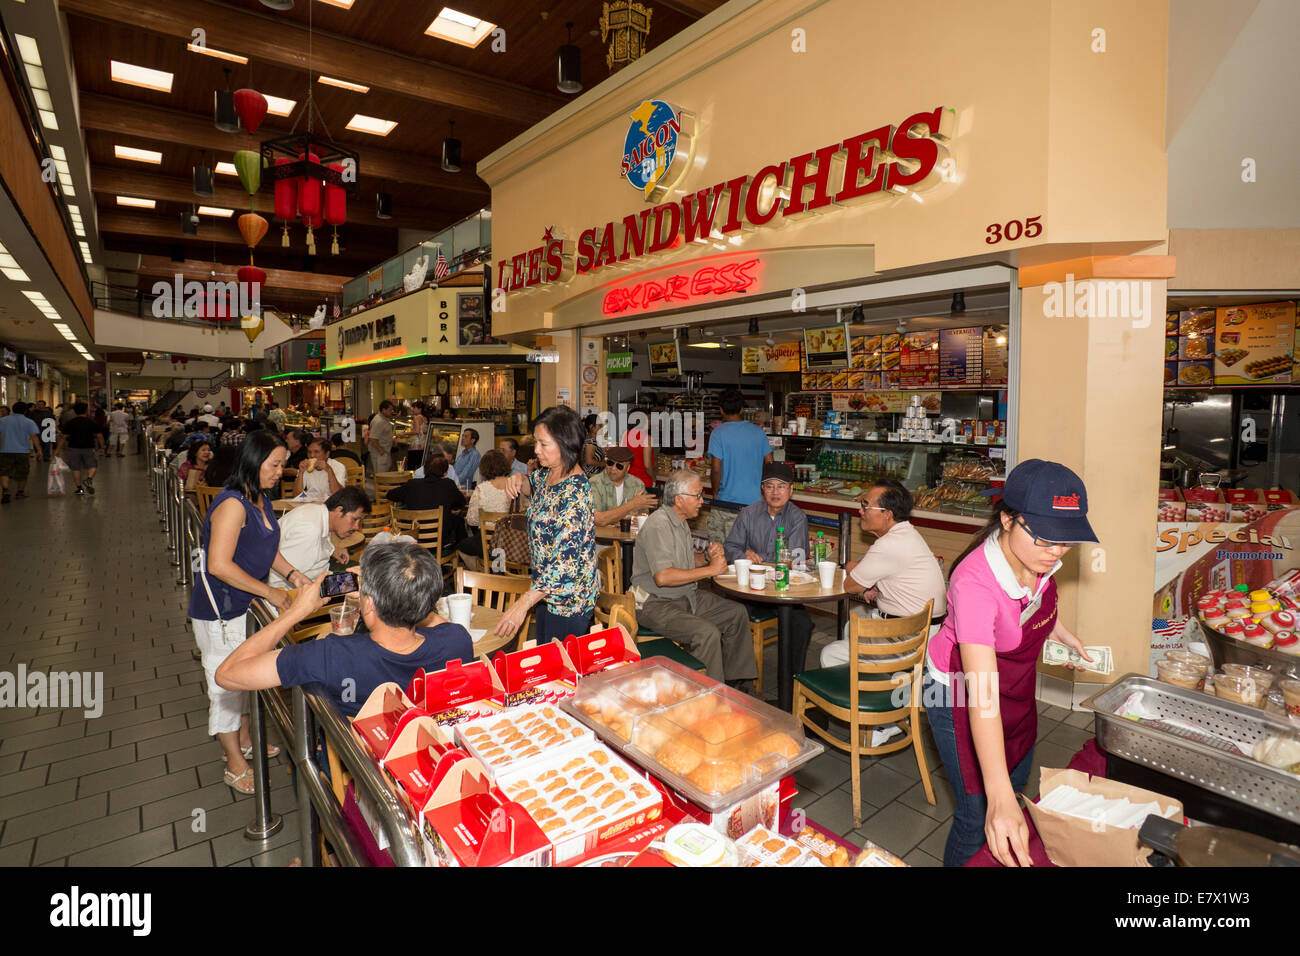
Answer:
[{"left": 1023, "top": 768, "right": 1182, "bottom": 868}]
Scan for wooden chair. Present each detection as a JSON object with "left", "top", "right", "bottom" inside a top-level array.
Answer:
[
  {"left": 357, "top": 500, "right": 394, "bottom": 551},
  {"left": 374, "top": 470, "right": 412, "bottom": 501},
  {"left": 194, "top": 483, "right": 221, "bottom": 516},
  {"left": 593, "top": 592, "right": 706, "bottom": 673},
  {"left": 279, "top": 477, "right": 297, "bottom": 500},
  {"left": 597, "top": 544, "right": 623, "bottom": 595},
  {"left": 393, "top": 508, "right": 459, "bottom": 587},
  {"left": 476, "top": 509, "right": 528, "bottom": 576},
  {"left": 342, "top": 459, "right": 365, "bottom": 488},
  {"left": 456, "top": 568, "right": 534, "bottom": 647},
  {"left": 750, "top": 614, "right": 779, "bottom": 693},
  {"left": 792, "top": 600, "right": 936, "bottom": 828}
]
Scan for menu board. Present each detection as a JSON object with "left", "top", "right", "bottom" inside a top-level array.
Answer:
[
  {"left": 802, "top": 325, "right": 850, "bottom": 370},
  {"left": 800, "top": 369, "right": 865, "bottom": 390},
  {"left": 857, "top": 335, "right": 881, "bottom": 372},
  {"left": 741, "top": 342, "right": 800, "bottom": 374},
  {"left": 899, "top": 332, "right": 939, "bottom": 388},
  {"left": 982, "top": 327, "right": 1008, "bottom": 385},
  {"left": 648, "top": 341, "right": 681, "bottom": 377},
  {"left": 1213, "top": 301, "right": 1295, "bottom": 384},
  {"left": 939, "top": 328, "right": 983, "bottom": 386},
  {"left": 831, "top": 391, "right": 941, "bottom": 413},
  {"left": 1168, "top": 308, "right": 1215, "bottom": 386}
]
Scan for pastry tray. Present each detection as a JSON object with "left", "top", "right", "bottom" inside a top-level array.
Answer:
[
  {"left": 559, "top": 658, "right": 823, "bottom": 812},
  {"left": 1081, "top": 674, "right": 1300, "bottom": 824}
]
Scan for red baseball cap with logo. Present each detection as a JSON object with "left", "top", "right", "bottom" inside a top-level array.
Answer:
[{"left": 994, "top": 458, "right": 1098, "bottom": 543}]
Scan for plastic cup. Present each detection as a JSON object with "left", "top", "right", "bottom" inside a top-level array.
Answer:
[
  {"left": 1155, "top": 658, "right": 1205, "bottom": 690},
  {"left": 1274, "top": 678, "right": 1300, "bottom": 717},
  {"left": 446, "top": 593, "right": 473, "bottom": 629},
  {"left": 1164, "top": 649, "right": 1211, "bottom": 670},
  {"left": 1221, "top": 663, "right": 1275, "bottom": 694},
  {"left": 749, "top": 567, "right": 767, "bottom": 591},
  {"left": 1213, "top": 672, "right": 1265, "bottom": 708},
  {"left": 329, "top": 605, "right": 356, "bottom": 636},
  {"left": 734, "top": 558, "right": 752, "bottom": 589},
  {"left": 817, "top": 560, "right": 836, "bottom": 589}
]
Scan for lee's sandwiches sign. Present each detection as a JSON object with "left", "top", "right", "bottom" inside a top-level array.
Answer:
[{"left": 496, "top": 104, "right": 954, "bottom": 300}]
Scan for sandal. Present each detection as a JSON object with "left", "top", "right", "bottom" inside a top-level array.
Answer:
[
  {"left": 240, "top": 744, "right": 281, "bottom": 760},
  {"left": 224, "top": 767, "right": 255, "bottom": 795}
]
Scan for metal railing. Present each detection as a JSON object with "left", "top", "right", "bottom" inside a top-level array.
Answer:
[{"left": 156, "top": 443, "right": 424, "bottom": 865}]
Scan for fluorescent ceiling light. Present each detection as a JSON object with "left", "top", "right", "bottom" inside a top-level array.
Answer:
[
  {"left": 79, "top": 241, "right": 93, "bottom": 264},
  {"left": 23, "top": 291, "right": 50, "bottom": 305},
  {"left": 345, "top": 114, "right": 397, "bottom": 136},
  {"left": 215, "top": 161, "right": 237, "bottom": 176},
  {"left": 186, "top": 43, "right": 248, "bottom": 65},
  {"left": 117, "top": 196, "right": 156, "bottom": 208},
  {"left": 425, "top": 7, "right": 496, "bottom": 48},
  {"left": 318, "top": 75, "right": 369, "bottom": 93},
  {"left": 110, "top": 60, "right": 173, "bottom": 93},
  {"left": 264, "top": 95, "right": 296, "bottom": 116},
  {"left": 14, "top": 34, "right": 41, "bottom": 66},
  {"left": 31, "top": 88, "right": 52, "bottom": 110},
  {"left": 1, "top": 267, "right": 29, "bottom": 281},
  {"left": 115, "top": 145, "right": 163, "bottom": 164},
  {"left": 316, "top": 0, "right": 355, "bottom": 7},
  {"left": 49, "top": 144, "right": 66, "bottom": 160},
  {"left": 25, "top": 64, "right": 47, "bottom": 90},
  {"left": 687, "top": 342, "right": 722, "bottom": 349},
  {"left": 197, "top": 206, "right": 234, "bottom": 218},
  {"left": 38, "top": 110, "right": 57, "bottom": 131}
]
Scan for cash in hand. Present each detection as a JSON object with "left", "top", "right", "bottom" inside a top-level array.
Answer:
[{"left": 1041, "top": 639, "right": 1113, "bottom": 675}]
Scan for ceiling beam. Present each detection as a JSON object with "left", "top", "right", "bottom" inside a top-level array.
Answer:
[
  {"left": 136, "top": 255, "right": 347, "bottom": 295},
  {"left": 97, "top": 209, "right": 393, "bottom": 256},
  {"left": 79, "top": 92, "right": 489, "bottom": 197},
  {"left": 655, "top": 0, "right": 730, "bottom": 15},
  {"left": 88, "top": 166, "right": 457, "bottom": 232},
  {"left": 61, "top": 0, "right": 565, "bottom": 126}
]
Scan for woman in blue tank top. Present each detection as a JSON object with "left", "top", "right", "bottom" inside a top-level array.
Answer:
[{"left": 188, "top": 431, "right": 314, "bottom": 794}]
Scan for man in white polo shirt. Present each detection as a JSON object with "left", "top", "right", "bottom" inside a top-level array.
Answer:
[
  {"left": 821, "top": 478, "right": 947, "bottom": 666},
  {"left": 269, "top": 486, "right": 372, "bottom": 589}
]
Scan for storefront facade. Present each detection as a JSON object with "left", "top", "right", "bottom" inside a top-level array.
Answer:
[{"left": 481, "top": 0, "right": 1173, "bottom": 691}]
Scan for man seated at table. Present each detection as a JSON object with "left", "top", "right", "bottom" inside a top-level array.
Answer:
[
  {"left": 631, "top": 468, "right": 758, "bottom": 689},
  {"left": 270, "top": 486, "right": 372, "bottom": 589},
  {"left": 452, "top": 428, "right": 481, "bottom": 489},
  {"left": 590, "top": 446, "right": 658, "bottom": 526},
  {"left": 293, "top": 437, "right": 347, "bottom": 499},
  {"left": 216, "top": 542, "right": 474, "bottom": 718},
  {"left": 723, "top": 461, "right": 813, "bottom": 672},
  {"left": 820, "top": 478, "right": 947, "bottom": 667},
  {"left": 498, "top": 437, "right": 529, "bottom": 477}
]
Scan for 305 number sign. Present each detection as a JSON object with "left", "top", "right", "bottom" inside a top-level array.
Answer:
[{"left": 985, "top": 216, "right": 1042, "bottom": 244}]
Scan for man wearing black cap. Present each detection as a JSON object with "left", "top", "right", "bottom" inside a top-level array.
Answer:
[
  {"left": 590, "top": 447, "right": 658, "bottom": 525},
  {"left": 723, "top": 461, "right": 814, "bottom": 673}
]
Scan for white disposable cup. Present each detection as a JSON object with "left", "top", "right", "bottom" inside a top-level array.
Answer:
[
  {"left": 749, "top": 568, "right": 767, "bottom": 591},
  {"left": 818, "top": 561, "right": 837, "bottom": 589},
  {"left": 447, "top": 593, "right": 473, "bottom": 628},
  {"left": 330, "top": 606, "right": 356, "bottom": 636},
  {"left": 734, "top": 559, "right": 752, "bottom": 589},
  {"left": 796, "top": 417, "right": 807, "bottom": 434}
]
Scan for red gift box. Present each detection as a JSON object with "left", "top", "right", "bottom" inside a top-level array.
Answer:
[
  {"left": 379, "top": 715, "right": 461, "bottom": 811},
  {"left": 1157, "top": 487, "right": 1185, "bottom": 522},
  {"left": 492, "top": 639, "right": 579, "bottom": 707},
  {"left": 563, "top": 626, "right": 641, "bottom": 676},
  {"left": 1182, "top": 487, "right": 1226, "bottom": 523},
  {"left": 1224, "top": 488, "right": 1266, "bottom": 523},
  {"left": 350, "top": 683, "right": 419, "bottom": 761},
  {"left": 410, "top": 657, "right": 508, "bottom": 728},
  {"left": 420, "top": 771, "right": 552, "bottom": 867}
]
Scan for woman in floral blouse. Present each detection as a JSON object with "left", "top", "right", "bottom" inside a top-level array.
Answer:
[{"left": 494, "top": 405, "right": 599, "bottom": 644}]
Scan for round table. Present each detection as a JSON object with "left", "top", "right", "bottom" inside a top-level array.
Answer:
[
  {"left": 594, "top": 524, "right": 638, "bottom": 592},
  {"left": 712, "top": 566, "right": 848, "bottom": 712},
  {"left": 466, "top": 605, "right": 514, "bottom": 656}
]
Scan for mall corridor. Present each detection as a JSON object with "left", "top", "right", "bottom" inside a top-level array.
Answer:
[{"left": 0, "top": 454, "right": 299, "bottom": 866}]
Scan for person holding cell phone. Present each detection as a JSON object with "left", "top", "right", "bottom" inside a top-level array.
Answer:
[
  {"left": 924, "top": 459, "right": 1097, "bottom": 867},
  {"left": 188, "top": 431, "right": 316, "bottom": 795}
]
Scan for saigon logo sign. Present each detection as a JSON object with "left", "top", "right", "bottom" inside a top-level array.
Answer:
[{"left": 620, "top": 100, "right": 695, "bottom": 203}]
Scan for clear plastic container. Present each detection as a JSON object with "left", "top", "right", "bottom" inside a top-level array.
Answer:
[
  {"left": 1155, "top": 659, "right": 1206, "bottom": 690},
  {"left": 1221, "top": 663, "right": 1276, "bottom": 696},
  {"left": 564, "top": 658, "right": 821, "bottom": 810},
  {"left": 1212, "top": 673, "right": 1265, "bottom": 708}
]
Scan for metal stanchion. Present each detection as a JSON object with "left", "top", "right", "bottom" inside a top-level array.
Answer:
[
  {"left": 244, "top": 683, "right": 283, "bottom": 841},
  {"left": 293, "top": 689, "right": 321, "bottom": 867}
]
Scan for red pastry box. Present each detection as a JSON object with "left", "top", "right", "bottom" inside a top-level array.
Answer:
[
  {"left": 1156, "top": 487, "right": 1185, "bottom": 522},
  {"left": 1265, "top": 489, "right": 1297, "bottom": 512},
  {"left": 1182, "top": 487, "right": 1226, "bottom": 523},
  {"left": 350, "top": 683, "right": 420, "bottom": 761},
  {"left": 378, "top": 714, "right": 466, "bottom": 815},
  {"left": 493, "top": 639, "right": 579, "bottom": 708},
  {"left": 409, "top": 656, "right": 507, "bottom": 729},
  {"left": 1224, "top": 488, "right": 1266, "bottom": 523},
  {"left": 419, "top": 764, "right": 553, "bottom": 868},
  {"left": 564, "top": 626, "right": 641, "bottom": 677}
]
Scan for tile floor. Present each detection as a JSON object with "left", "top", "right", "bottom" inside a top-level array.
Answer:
[{"left": 0, "top": 451, "right": 1092, "bottom": 867}]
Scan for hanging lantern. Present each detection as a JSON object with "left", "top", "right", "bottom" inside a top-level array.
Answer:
[
  {"left": 273, "top": 157, "right": 296, "bottom": 247},
  {"left": 233, "top": 150, "right": 262, "bottom": 203},
  {"left": 324, "top": 162, "right": 346, "bottom": 255},
  {"left": 233, "top": 89, "right": 268, "bottom": 135},
  {"left": 302, "top": 209, "right": 323, "bottom": 256},
  {"left": 241, "top": 314, "right": 264, "bottom": 358},
  {"left": 297, "top": 151, "right": 322, "bottom": 216},
  {"left": 237, "top": 214, "right": 269, "bottom": 252},
  {"left": 237, "top": 265, "right": 266, "bottom": 318}
]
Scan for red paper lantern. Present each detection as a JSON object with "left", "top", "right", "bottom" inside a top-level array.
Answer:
[
  {"left": 233, "top": 89, "right": 268, "bottom": 135},
  {"left": 324, "top": 164, "right": 346, "bottom": 226},
  {"left": 273, "top": 157, "right": 297, "bottom": 220},
  {"left": 297, "top": 151, "right": 321, "bottom": 217}
]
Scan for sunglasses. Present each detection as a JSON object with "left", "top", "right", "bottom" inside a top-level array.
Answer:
[{"left": 605, "top": 460, "right": 627, "bottom": 470}]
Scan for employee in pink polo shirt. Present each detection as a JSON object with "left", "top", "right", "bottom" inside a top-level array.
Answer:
[{"left": 923, "top": 459, "right": 1096, "bottom": 867}]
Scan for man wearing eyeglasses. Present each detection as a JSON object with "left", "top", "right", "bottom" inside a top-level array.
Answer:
[
  {"left": 631, "top": 468, "right": 758, "bottom": 689},
  {"left": 590, "top": 446, "right": 659, "bottom": 525},
  {"left": 820, "top": 478, "right": 947, "bottom": 667}
]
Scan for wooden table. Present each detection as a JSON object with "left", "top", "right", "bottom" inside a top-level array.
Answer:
[
  {"left": 272, "top": 497, "right": 325, "bottom": 514},
  {"left": 594, "top": 524, "right": 638, "bottom": 591},
  {"left": 467, "top": 605, "right": 514, "bottom": 656},
  {"left": 712, "top": 566, "right": 848, "bottom": 712}
]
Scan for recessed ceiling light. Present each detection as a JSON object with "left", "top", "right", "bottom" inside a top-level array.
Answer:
[
  {"left": 197, "top": 206, "right": 234, "bottom": 217},
  {"left": 110, "top": 60, "right": 174, "bottom": 94},
  {"left": 37, "top": 110, "right": 57, "bottom": 131},
  {"left": 25, "top": 63, "right": 47, "bottom": 91},
  {"left": 425, "top": 7, "right": 496, "bottom": 48},
  {"left": 316, "top": 0, "right": 355, "bottom": 7},
  {"left": 115, "top": 145, "right": 163, "bottom": 164},
  {"left": 264, "top": 95, "right": 296, "bottom": 116},
  {"left": 49, "top": 144, "right": 66, "bottom": 160},
  {"left": 345, "top": 113, "right": 397, "bottom": 136},
  {"left": 186, "top": 43, "right": 248, "bottom": 65},
  {"left": 318, "top": 75, "right": 369, "bottom": 93},
  {"left": 215, "top": 161, "right": 237, "bottom": 176},
  {"left": 79, "top": 241, "right": 93, "bottom": 264},
  {"left": 117, "top": 196, "right": 156, "bottom": 208},
  {"left": 31, "top": 88, "right": 52, "bottom": 110},
  {"left": 14, "top": 34, "right": 41, "bottom": 66}
]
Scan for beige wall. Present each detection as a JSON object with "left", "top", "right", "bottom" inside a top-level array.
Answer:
[{"left": 1170, "top": 228, "right": 1300, "bottom": 289}]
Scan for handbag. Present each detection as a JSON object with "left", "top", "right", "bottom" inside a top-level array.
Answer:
[{"left": 491, "top": 492, "right": 530, "bottom": 568}]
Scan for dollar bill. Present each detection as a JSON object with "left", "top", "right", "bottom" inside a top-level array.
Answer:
[{"left": 1042, "top": 640, "right": 1113, "bottom": 675}]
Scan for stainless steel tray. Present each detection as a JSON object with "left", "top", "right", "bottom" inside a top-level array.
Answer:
[
  {"left": 1082, "top": 674, "right": 1300, "bottom": 824},
  {"left": 1195, "top": 618, "right": 1300, "bottom": 677}
]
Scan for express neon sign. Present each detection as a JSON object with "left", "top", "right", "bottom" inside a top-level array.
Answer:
[{"left": 601, "top": 258, "right": 761, "bottom": 316}]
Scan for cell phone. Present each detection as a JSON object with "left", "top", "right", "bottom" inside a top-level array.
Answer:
[{"left": 320, "top": 571, "right": 359, "bottom": 599}]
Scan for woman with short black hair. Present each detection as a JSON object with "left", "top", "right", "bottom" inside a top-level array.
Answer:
[
  {"left": 495, "top": 406, "right": 599, "bottom": 644},
  {"left": 188, "top": 430, "right": 312, "bottom": 794}
]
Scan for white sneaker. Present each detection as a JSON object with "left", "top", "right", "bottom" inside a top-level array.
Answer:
[{"left": 870, "top": 725, "right": 904, "bottom": 747}]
